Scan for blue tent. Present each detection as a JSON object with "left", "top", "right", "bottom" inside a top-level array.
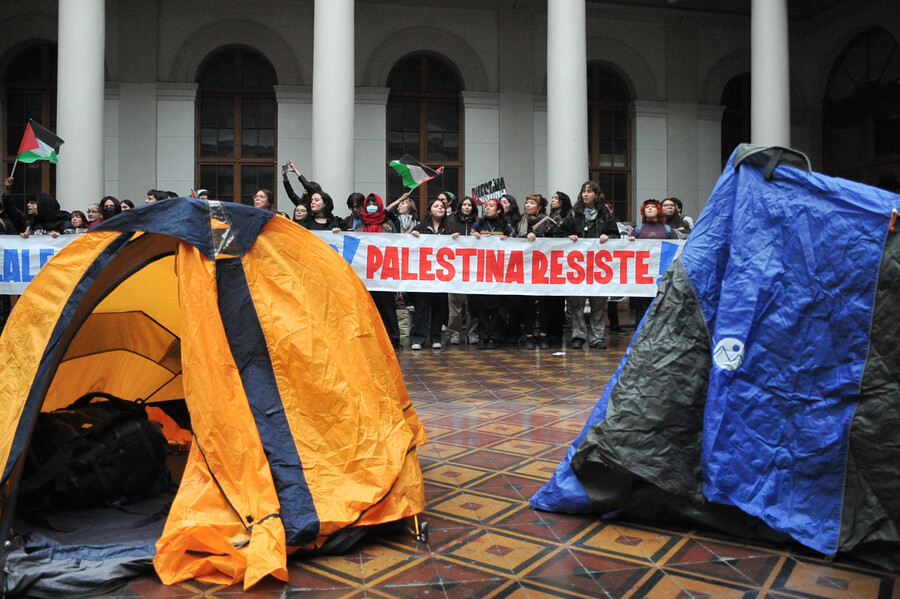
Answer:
[{"left": 531, "top": 146, "right": 900, "bottom": 569}]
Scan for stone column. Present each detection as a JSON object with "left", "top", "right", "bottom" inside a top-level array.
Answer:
[
  {"left": 547, "top": 0, "right": 589, "bottom": 195},
  {"left": 751, "top": 0, "right": 791, "bottom": 147},
  {"left": 56, "top": 0, "right": 105, "bottom": 212},
  {"left": 312, "top": 0, "right": 355, "bottom": 204}
]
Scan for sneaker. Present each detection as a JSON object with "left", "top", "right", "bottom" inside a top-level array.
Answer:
[
  {"left": 524, "top": 338, "right": 536, "bottom": 350},
  {"left": 468, "top": 334, "right": 480, "bottom": 344},
  {"left": 477, "top": 340, "right": 488, "bottom": 349},
  {"left": 432, "top": 342, "right": 442, "bottom": 349},
  {"left": 411, "top": 343, "right": 422, "bottom": 350},
  {"left": 538, "top": 338, "right": 550, "bottom": 350},
  {"left": 609, "top": 325, "right": 627, "bottom": 335},
  {"left": 450, "top": 333, "right": 460, "bottom": 345},
  {"left": 571, "top": 338, "right": 585, "bottom": 349},
  {"left": 590, "top": 340, "right": 607, "bottom": 349},
  {"left": 487, "top": 340, "right": 498, "bottom": 350}
]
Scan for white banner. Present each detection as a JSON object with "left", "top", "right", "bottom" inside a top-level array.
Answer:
[
  {"left": 0, "top": 232, "right": 684, "bottom": 297},
  {"left": 0, "top": 235, "right": 75, "bottom": 294},
  {"left": 311, "top": 232, "right": 684, "bottom": 297}
]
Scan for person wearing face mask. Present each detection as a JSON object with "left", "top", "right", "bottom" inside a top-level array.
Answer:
[
  {"left": 560, "top": 181, "right": 619, "bottom": 350},
  {"left": 89, "top": 196, "right": 122, "bottom": 229},
  {"left": 354, "top": 193, "right": 402, "bottom": 350}
]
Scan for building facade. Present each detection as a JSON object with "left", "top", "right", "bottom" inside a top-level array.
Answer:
[{"left": 1, "top": 0, "right": 898, "bottom": 220}]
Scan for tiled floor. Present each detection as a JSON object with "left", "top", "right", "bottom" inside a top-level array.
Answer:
[{"left": 98, "top": 326, "right": 899, "bottom": 598}]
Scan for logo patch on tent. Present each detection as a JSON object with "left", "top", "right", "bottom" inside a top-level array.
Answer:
[{"left": 713, "top": 338, "right": 744, "bottom": 370}]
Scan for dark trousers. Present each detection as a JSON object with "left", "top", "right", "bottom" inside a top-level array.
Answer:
[
  {"left": 371, "top": 290, "right": 401, "bottom": 346},
  {"left": 410, "top": 292, "right": 448, "bottom": 344},
  {"left": 546, "top": 296, "right": 566, "bottom": 341},
  {"left": 608, "top": 300, "right": 619, "bottom": 328},
  {"left": 632, "top": 296, "right": 653, "bottom": 327},
  {"left": 471, "top": 294, "right": 504, "bottom": 342},
  {"left": 523, "top": 296, "right": 552, "bottom": 337}
]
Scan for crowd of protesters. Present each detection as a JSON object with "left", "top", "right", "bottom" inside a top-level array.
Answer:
[{"left": 0, "top": 167, "right": 692, "bottom": 348}]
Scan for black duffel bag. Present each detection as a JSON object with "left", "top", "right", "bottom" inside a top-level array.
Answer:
[{"left": 20, "top": 392, "right": 170, "bottom": 508}]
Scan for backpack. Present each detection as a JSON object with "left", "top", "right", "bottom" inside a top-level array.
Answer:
[{"left": 20, "top": 392, "right": 170, "bottom": 509}]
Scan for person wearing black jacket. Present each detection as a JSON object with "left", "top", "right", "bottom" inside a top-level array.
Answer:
[
  {"left": 281, "top": 160, "right": 321, "bottom": 209},
  {"left": 447, "top": 196, "right": 479, "bottom": 344},
  {"left": 2, "top": 178, "right": 70, "bottom": 238},
  {"left": 471, "top": 198, "right": 514, "bottom": 349},
  {"left": 299, "top": 190, "right": 341, "bottom": 231},
  {"left": 409, "top": 198, "right": 451, "bottom": 350},
  {"left": 560, "top": 181, "right": 619, "bottom": 349}
]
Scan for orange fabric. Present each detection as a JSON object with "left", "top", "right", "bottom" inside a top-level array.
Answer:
[
  {"left": 145, "top": 407, "right": 192, "bottom": 450},
  {"left": 241, "top": 219, "right": 426, "bottom": 542},
  {"left": 154, "top": 242, "right": 286, "bottom": 588}
]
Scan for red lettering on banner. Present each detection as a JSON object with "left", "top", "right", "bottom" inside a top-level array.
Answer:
[
  {"left": 366, "top": 246, "right": 383, "bottom": 278},
  {"left": 595, "top": 250, "right": 613, "bottom": 284},
  {"left": 419, "top": 247, "right": 435, "bottom": 281},
  {"left": 635, "top": 251, "right": 652, "bottom": 284},
  {"left": 382, "top": 247, "right": 400, "bottom": 280},
  {"left": 613, "top": 251, "right": 633, "bottom": 284},
  {"left": 566, "top": 251, "right": 585, "bottom": 284},
  {"left": 586, "top": 251, "right": 594, "bottom": 284},
  {"left": 436, "top": 247, "right": 455, "bottom": 281},
  {"left": 457, "top": 248, "right": 476, "bottom": 281},
  {"left": 476, "top": 249, "right": 486, "bottom": 282},
  {"left": 485, "top": 250, "right": 505, "bottom": 283},
  {"left": 506, "top": 251, "right": 524, "bottom": 284},
  {"left": 550, "top": 251, "right": 565, "bottom": 284},
  {"left": 532, "top": 251, "right": 549, "bottom": 283},
  {"left": 401, "top": 247, "right": 418, "bottom": 280}
]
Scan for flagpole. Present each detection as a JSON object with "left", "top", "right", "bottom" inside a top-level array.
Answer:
[{"left": 8, "top": 159, "right": 18, "bottom": 179}]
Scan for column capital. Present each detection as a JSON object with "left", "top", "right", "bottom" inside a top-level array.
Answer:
[
  {"left": 356, "top": 87, "right": 390, "bottom": 106},
  {"left": 275, "top": 85, "right": 312, "bottom": 103},
  {"left": 462, "top": 91, "right": 500, "bottom": 109},
  {"left": 157, "top": 83, "right": 198, "bottom": 101},
  {"left": 630, "top": 100, "right": 668, "bottom": 119}
]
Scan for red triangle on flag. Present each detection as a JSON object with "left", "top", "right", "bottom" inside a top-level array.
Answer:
[{"left": 17, "top": 123, "right": 39, "bottom": 155}]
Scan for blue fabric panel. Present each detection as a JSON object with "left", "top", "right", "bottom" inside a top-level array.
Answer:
[
  {"left": 91, "top": 198, "right": 274, "bottom": 262},
  {"left": 2, "top": 234, "right": 133, "bottom": 484},
  {"left": 529, "top": 315, "right": 649, "bottom": 513},
  {"left": 215, "top": 259, "right": 320, "bottom": 546},
  {"left": 685, "top": 152, "right": 898, "bottom": 554}
]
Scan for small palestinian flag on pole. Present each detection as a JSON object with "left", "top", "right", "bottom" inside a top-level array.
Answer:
[
  {"left": 10, "top": 119, "right": 64, "bottom": 179},
  {"left": 17, "top": 119, "right": 64, "bottom": 164},
  {"left": 389, "top": 154, "right": 443, "bottom": 189}
]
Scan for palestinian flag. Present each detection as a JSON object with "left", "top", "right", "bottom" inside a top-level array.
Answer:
[
  {"left": 16, "top": 119, "right": 64, "bottom": 164},
  {"left": 389, "top": 154, "right": 443, "bottom": 189}
]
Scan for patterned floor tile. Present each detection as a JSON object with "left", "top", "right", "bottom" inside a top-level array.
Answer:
[{"left": 88, "top": 340, "right": 900, "bottom": 598}]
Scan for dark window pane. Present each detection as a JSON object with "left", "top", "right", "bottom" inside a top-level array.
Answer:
[
  {"left": 201, "top": 128, "right": 218, "bottom": 157},
  {"left": 258, "top": 129, "right": 275, "bottom": 158},
  {"left": 427, "top": 133, "right": 442, "bottom": 161},
  {"left": 242, "top": 129, "right": 259, "bottom": 158},
  {"left": 404, "top": 102, "right": 420, "bottom": 132},
  {"left": 218, "top": 129, "right": 234, "bottom": 158},
  {"left": 444, "top": 133, "right": 459, "bottom": 161},
  {"left": 388, "top": 132, "right": 404, "bottom": 159},
  {"left": 242, "top": 99, "right": 259, "bottom": 128},
  {"left": 404, "top": 132, "right": 420, "bottom": 157},
  {"left": 259, "top": 99, "right": 275, "bottom": 128},
  {"left": 219, "top": 98, "right": 234, "bottom": 127},
  {"left": 428, "top": 64, "right": 459, "bottom": 94},
  {"left": 200, "top": 97, "right": 218, "bottom": 127}
]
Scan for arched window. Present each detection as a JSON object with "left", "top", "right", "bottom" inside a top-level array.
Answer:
[
  {"left": 824, "top": 28, "right": 900, "bottom": 189},
  {"left": 720, "top": 73, "right": 751, "bottom": 169},
  {"left": 387, "top": 54, "right": 462, "bottom": 216},
  {"left": 3, "top": 42, "right": 57, "bottom": 206},
  {"left": 587, "top": 64, "right": 631, "bottom": 221},
  {"left": 197, "top": 48, "right": 277, "bottom": 204}
]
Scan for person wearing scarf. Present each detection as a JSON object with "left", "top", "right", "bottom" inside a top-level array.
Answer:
[
  {"left": 448, "top": 196, "right": 479, "bottom": 345},
  {"left": 560, "top": 181, "right": 619, "bottom": 349},
  {"left": 350, "top": 193, "right": 401, "bottom": 350},
  {"left": 519, "top": 194, "right": 559, "bottom": 350},
  {"left": 471, "top": 198, "right": 514, "bottom": 348}
]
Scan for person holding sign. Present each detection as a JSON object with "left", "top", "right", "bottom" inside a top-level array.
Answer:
[
  {"left": 518, "top": 194, "right": 558, "bottom": 350},
  {"left": 561, "top": 181, "right": 619, "bottom": 350},
  {"left": 409, "top": 198, "right": 451, "bottom": 350},
  {"left": 471, "top": 198, "right": 514, "bottom": 349}
]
